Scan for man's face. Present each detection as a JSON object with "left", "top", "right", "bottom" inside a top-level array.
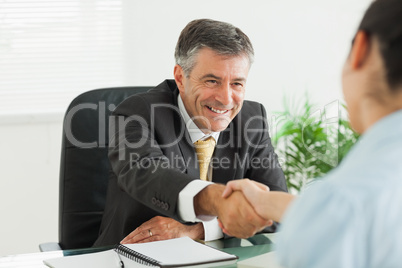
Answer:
[{"left": 175, "top": 48, "right": 250, "bottom": 134}]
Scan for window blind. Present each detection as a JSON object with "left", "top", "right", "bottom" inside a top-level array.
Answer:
[{"left": 0, "top": 0, "right": 124, "bottom": 116}]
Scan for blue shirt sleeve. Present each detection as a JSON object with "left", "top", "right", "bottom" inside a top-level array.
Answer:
[{"left": 275, "top": 181, "right": 368, "bottom": 268}]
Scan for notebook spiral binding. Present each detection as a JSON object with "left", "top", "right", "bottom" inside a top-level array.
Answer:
[{"left": 114, "top": 244, "right": 161, "bottom": 267}]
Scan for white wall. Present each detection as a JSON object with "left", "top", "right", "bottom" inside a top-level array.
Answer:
[
  {"left": 0, "top": 0, "right": 370, "bottom": 256},
  {"left": 0, "top": 117, "right": 62, "bottom": 256},
  {"left": 123, "top": 0, "right": 368, "bottom": 113}
]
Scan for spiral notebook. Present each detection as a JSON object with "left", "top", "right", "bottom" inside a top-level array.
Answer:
[{"left": 43, "top": 237, "right": 238, "bottom": 268}]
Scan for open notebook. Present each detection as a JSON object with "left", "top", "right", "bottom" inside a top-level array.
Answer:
[{"left": 43, "top": 237, "right": 238, "bottom": 268}]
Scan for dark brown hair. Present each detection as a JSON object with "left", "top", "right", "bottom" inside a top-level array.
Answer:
[{"left": 358, "top": 0, "right": 402, "bottom": 89}]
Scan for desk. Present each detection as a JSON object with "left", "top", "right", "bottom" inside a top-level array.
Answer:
[{"left": 0, "top": 233, "right": 276, "bottom": 267}]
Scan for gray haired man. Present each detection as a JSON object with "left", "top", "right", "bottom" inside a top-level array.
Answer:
[{"left": 94, "top": 19, "right": 287, "bottom": 247}]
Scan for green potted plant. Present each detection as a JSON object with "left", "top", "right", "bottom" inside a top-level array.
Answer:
[{"left": 273, "top": 95, "right": 359, "bottom": 193}]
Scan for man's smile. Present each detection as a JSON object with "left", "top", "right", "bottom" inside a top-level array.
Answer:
[{"left": 206, "top": 105, "right": 230, "bottom": 114}]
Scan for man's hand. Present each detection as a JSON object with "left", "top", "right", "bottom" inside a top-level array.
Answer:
[
  {"left": 120, "top": 216, "right": 204, "bottom": 244},
  {"left": 222, "top": 179, "right": 271, "bottom": 219},
  {"left": 194, "top": 184, "right": 272, "bottom": 238},
  {"left": 222, "top": 179, "right": 296, "bottom": 223}
]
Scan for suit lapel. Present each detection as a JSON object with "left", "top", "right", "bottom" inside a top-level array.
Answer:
[
  {"left": 212, "top": 129, "right": 237, "bottom": 183},
  {"left": 170, "top": 86, "right": 199, "bottom": 179},
  {"left": 176, "top": 122, "right": 199, "bottom": 178}
]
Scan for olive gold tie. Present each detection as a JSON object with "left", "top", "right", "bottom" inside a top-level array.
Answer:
[{"left": 194, "top": 137, "right": 216, "bottom": 181}]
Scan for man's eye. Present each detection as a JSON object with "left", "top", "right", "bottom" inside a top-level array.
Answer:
[
  {"left": 205, "top": 80, "right": 218, "bottom": 86},
  {"left": 232, "top": 82, "right": 243, "bottom": 88}
]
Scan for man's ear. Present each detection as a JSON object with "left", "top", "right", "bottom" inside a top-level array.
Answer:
[
  {"left": 350, "top": 31, "right": 370, "bottom": 70},
  {"left": 174, "top": 64, "right": 185, "bottom": 93}
]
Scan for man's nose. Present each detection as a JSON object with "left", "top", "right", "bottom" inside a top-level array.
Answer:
[{"left": 215, "top": 84, "right": 232, "bottom": 106}]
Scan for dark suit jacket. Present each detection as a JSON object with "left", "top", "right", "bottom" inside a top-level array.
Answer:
[{"left": 94, "top": 79, "right": 287, "bottom": 246}]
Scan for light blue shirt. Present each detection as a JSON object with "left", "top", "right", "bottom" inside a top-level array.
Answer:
[{"left": 276, "top": 110, "right": 402, "bottom": 268}]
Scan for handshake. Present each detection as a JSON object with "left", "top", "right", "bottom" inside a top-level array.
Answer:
[{"left": 194, "top": 179, "right": 294, "bottom": 238}]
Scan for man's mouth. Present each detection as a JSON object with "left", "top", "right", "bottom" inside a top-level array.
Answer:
[{"left": 207, "top": 106, "right": 229, "bottom": 114}]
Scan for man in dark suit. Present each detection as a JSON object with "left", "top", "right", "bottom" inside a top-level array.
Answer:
[{"left": 94, "top": 19, "right": 287, "bottom": 247}]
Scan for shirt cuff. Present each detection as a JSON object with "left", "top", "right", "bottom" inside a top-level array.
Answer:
[
  {"left": 202, "top": 218, "right": 224, "bottom": 241},
  {"left": 178, "top": 180, "right": 214, "bottom": 222}
]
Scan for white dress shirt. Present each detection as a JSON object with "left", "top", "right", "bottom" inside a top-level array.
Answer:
[{"left": 176, "top": 95, "right": 223, "bottom": 241}]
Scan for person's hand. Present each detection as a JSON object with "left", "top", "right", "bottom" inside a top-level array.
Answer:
[
  {"left": 120, "top": 216, "right": 204, "bottom": 244},
  {"left": 222, "top": 179, "right": 296, "bottom": 223},
  {"left": 222, "top": 179, "right": 271, "bottom": 220},
  {"left": 194, "top": 184, "right": 272, "bottom": 238},
  {"left": 218, "top": 190, "right": 273, "bottom": 237}
]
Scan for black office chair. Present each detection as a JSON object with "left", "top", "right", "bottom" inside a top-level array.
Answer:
[{"left": 40, "top": 86, "right": 152, "bottom": 251}]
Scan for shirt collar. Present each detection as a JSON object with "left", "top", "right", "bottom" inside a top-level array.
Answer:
[
  {"left": 339, "top": 109, "right": 402, "bottom": 169},
  {"left": 177, "top": 94, "right": 220, "bottom": 144},
  {"left": 358, "top": 109, "right": 402, "bottom": 146}
]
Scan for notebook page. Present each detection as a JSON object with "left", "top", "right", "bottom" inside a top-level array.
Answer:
[{"left": 123, "top": 237, "right": 237, "bottom": 266}]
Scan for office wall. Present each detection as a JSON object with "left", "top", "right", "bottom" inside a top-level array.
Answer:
[
  {"left": 122, "top": 0, "right": 368, "bottom": 113},
  {"left": 0, "top": 117, "right": 62, "bottom": 255},
  {"left": 0, "top": 0, "right": 370, "bottom": 256}
]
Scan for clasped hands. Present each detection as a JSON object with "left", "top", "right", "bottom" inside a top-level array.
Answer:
[
  {"left": 194, "top": 180, "right": 274, "bottom": 238},
  {"left": 121, "top": 179, "right": 280, "bottom": 245},
  {"left": 221, "top": 179, "right": 294, "bottom": 235},
  {"left": 218, "top": 179, "right": 274, "bottom": 237}
]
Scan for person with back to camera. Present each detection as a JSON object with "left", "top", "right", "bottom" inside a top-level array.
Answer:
[{"left": 216, "top": 0, "right": 402, "bottom": 267}]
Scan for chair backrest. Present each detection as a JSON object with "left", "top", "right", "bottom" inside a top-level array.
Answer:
[{"left": 59, "top": 86, "right": 152, "bottom": 249}]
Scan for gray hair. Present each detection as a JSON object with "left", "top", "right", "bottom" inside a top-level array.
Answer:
[{"left": 174, "top": 19, "right": 254, "bottom": 77}]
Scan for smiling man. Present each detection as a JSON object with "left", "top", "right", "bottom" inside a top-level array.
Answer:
[
  {"left": 94, "top": 19, "right": 287, "bottom": 247},
  {"left": 176, "top": 47, "right": 248, "bottom": 133}
]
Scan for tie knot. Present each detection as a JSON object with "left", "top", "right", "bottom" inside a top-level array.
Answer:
[{"left": 194, "top": 136, "right": 216, "bottom": 149}]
